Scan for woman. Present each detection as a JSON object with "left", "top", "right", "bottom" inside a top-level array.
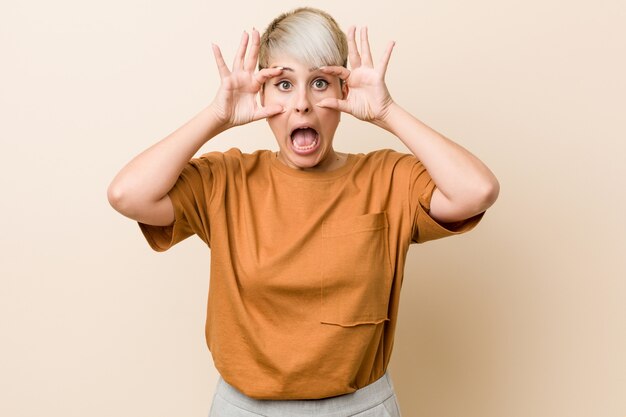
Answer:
[{"left": 108, "top": 7, "right": 499, "bottom": 417}]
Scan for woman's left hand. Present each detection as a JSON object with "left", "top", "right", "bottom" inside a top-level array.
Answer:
[{"left": 316, "top": 26, "right": 395, "bottom": 124}]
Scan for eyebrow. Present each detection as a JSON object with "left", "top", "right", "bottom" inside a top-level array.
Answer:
[{"left": 270, "top": 65, "right": 321, "bottom": 72}]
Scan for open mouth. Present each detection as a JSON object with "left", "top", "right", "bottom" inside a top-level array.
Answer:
[{"left": 290, "top": 127, "right": 320, "bottom": 154}]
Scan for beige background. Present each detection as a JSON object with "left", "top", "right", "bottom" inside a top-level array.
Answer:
[{"left": 1, "top": 0, "right": 624, "bottom": 416}]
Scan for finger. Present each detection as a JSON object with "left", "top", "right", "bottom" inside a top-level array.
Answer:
[
  {"left": 233, "top": 30, "right": 249, "bottom": 71},
  {"left": 244, "top": 28, "right": 260, "bottom": 72},
  {"left": 254, "top": 67, "right": 284, "bottom": 86},
  {"left": 252, "top": 104, "right": 285, "bottom": 121},
  {"left": 378, "top": 40, "right": 395, "bottom": 75},
  {"left": 346, "top": 26, "right": 361, "bottom": 68},
  {"left": 212, "top": 43, "right": 230, "bottom": 78},
  {"left": 316, "top": 98, "right": 351, "bottom": 114},
  {"left": 360, "top": 26, "right": 373, "bottom": 67},
  {"left": 319, "top": 66, "right": 351, "bottom": 81}
]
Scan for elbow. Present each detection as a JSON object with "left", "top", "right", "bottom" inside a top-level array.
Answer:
[
  {"left": 458, "top": 177, "right": 500, "bottom": 217},
  {"left": 107, "top": 180, "right": 169, "bottom": 223},
  {"left": 431, "top": 177, "right": 500, "bottom": 223},
  {"left": 107, "top": 181, "right": 133, "bottom": 216},
  {"left": 107, "top": 181, "right": 123, "bottom": 212},
  {"left": 476, "top": 177, "right": 500, "bottom": 213}
]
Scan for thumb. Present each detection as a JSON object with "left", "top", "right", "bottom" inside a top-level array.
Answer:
[
  {"left": 316, "top": 98, "right": 351, "bottom": 114},
  {"left": 252, "top": 104, "right": 285, "bottom": 121}
]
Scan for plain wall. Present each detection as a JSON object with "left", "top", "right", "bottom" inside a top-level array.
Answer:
[{"left": 1, "top": 0, "right": 624, "bottom": 416}]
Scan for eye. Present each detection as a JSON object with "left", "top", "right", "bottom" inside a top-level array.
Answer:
[
  {"left": 312, "top": 79, "right": 329, "bottom": 90},
  {"left": 275, "top": 80, "right": 292, "bottom": 91}
]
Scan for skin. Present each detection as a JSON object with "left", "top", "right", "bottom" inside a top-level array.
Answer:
[
  {"left": 107, "top": 26, "right": 499, "bottom": 227},
  {"left": 260, "top": 54, "right": 348, "bottom": 172}
]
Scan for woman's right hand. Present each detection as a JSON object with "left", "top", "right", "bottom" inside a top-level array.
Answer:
[
  {"left": 109, "top": 29, "right": 283, "bottom": 226},
  {"left": 210, "top": 29, "right": 284, "bottom": 129}
]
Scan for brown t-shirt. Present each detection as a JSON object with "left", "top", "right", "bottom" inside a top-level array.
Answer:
[{"left": 139, "top": 147, "right": 483, "bottom": 400}]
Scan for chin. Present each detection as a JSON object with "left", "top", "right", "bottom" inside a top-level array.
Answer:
[{"left": 280, "top": 144, "right": 330, "bottom": 170}]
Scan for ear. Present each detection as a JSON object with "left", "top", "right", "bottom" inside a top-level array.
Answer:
[
  {"left": 341, "top": 81, "right": 349, "bottom": 99},
  {"left": 260, "top": 85, "right": 265, "bottom": 106}
]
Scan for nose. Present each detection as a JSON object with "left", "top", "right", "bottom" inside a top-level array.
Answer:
[{"left": 293, "top": 88, "right": 311, "bottom": 114}]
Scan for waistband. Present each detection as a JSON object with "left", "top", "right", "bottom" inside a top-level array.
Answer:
[{"left": 215, "top": 372, "right": 396, "bottom": 417}]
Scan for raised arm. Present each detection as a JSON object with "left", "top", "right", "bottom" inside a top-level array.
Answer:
[
  {"left": 107, "top": 29, "right": 285, "bottom": 226},
  {"left": 317, "top": 26, "right": 499, "bottom": 223}
]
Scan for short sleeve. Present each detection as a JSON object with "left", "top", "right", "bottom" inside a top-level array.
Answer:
[
  {"left": 408, "top": 157, "right": 484, "bottom": 244},
  {"left": 138, "top": 155, "right": 216, "bottom": 251}
]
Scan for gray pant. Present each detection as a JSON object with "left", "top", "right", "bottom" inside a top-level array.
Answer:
[{"left": 208, "top": 371, "right": 402, "bottom": 417}]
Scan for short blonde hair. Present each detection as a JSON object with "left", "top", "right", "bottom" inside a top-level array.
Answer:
[{"left": 259, "top": 7, "right": 348, "bottom": 70}]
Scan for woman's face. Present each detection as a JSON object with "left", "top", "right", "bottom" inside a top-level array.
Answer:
[{"left": 261, "top": 54, "right": 347, "bottom": 171}]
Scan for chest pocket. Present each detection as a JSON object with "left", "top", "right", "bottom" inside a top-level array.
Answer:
[{"left": 320, "top": 212, "right": 393, "bottom": 327}]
